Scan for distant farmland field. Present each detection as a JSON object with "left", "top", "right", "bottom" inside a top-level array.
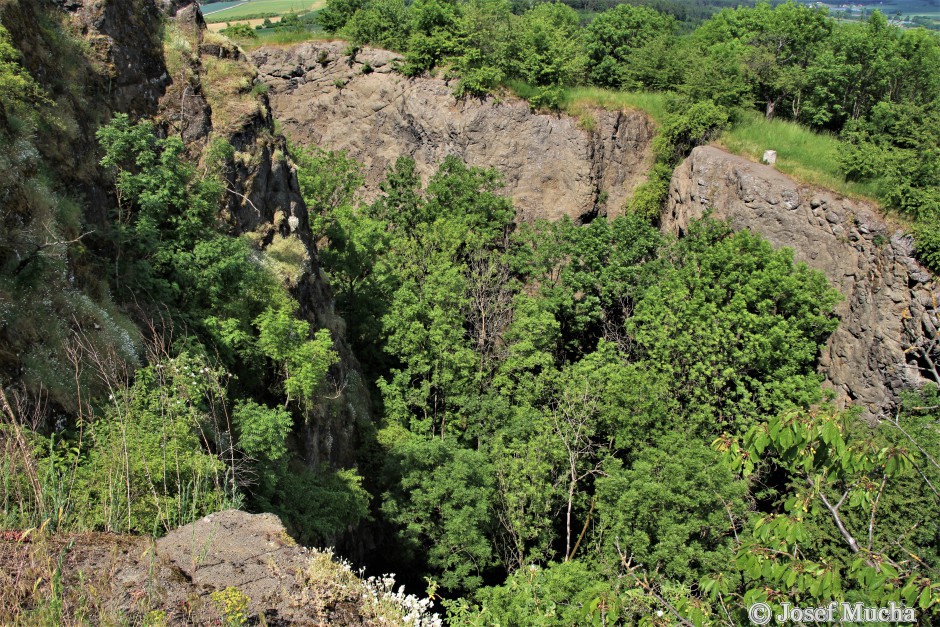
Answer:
[
  {"left": 202, "top": 0, "right": 324, "bottom": 23},
  {"left": 840, "top": 0, "right": 940, "bottom": 18},
  {"left": 846, "top": 0, "right": 940, "bottom": 18},
  {"left": 201, "top": 1, "right": 247, "bottom": 15}
]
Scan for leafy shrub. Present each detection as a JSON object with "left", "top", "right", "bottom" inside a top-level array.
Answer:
[
  {"left": 527, "top": 85, "right": 563, "bottom": 112},
  {"left": 628, "top": 161, "right": 673, "bottom": 221},
  {"left": 220, "top": 23, "right": 258, "bottom": 40},
  {"left": 253, "top": 462, "right": 370, "bottom": 545},
  {"left": 654, "top": 99, "right": 730, "bottom": 162},
  {"left": 254, "top": 304, "right": 338, "bottom": 409}
]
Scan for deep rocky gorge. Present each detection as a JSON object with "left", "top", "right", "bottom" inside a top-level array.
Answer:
[
  {"left": 249, "top": 38, "right": 940, "bottom": 424},
  {"left": 3, "top": 2, "right": 939, "bottom": 620}
]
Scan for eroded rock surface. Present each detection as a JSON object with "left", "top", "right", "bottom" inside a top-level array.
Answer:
[
  {"left": 154, "top": 9, "right": 372, "bottom": 476},
  {"left": 664, "top": 146, "right": 939, "bottom": 422},
  {"left": 250, "top": 42, "right": 655, "bottom": 222},
  {"left": 0, "top": 511, "right": 397, "bottom": 625}
]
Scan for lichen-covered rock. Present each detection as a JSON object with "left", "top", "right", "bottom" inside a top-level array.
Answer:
[
  {"left": 153, "top": 510, "right": 440, "bottom": 625},
  {"left": 664, "top": 146, "right": 938, "bottom": 422},
  {"left": 157, "top": 510, "right": 317, "bottom": 620},
  {"left": 250, "top": 42, "right": 655, "bottom": 222},
  {"left": 0, "top": 511, "right": 437, "bottom": 625}
]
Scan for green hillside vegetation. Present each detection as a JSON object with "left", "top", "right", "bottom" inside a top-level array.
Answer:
[
  {"left": 293, "top": 144, "right": 940, "bottom": 622},
  {"left": 717, "top": 110, "right": 884, "bottom": 200},
  {"left": 508, "top": 86, "right": 881, "bottom": 201}
]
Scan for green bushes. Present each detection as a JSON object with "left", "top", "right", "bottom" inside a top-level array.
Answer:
[
  {"left": 220, "top": 23, "right": 258, "bottom": 39},
  {"left": 0, "top": 107, "right": 367, "bottom": 545},
  {"left": 75, "top": 353, "right": 240, "bottom": 534},
  {"left": 653, "top": 99, "right": 729, "bottom": 162},
  {"left": 0, "top": 352, "right": 240, "bottom": 535},
  {"left": 298, "top": 147, "right": 859, "bottom": 610},
  {"left": 627, "top": 98, "right": 729, "bottom": 219}
]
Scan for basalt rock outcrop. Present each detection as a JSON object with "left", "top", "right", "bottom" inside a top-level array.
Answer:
[
  {"left": 0, "top": 0, "right": 370, "bottom": 469},
  {"left": 250, "top": 42, "right": 655, "bottom": 222},
  {"left": 0, "top": 510, "right": 407, "bottom": 625},
  {"left": 664, "top": 146, "right": 938, "bottom": 422},
  {"left": 155, "top": 7, "right": 372, "bottom": 471}
]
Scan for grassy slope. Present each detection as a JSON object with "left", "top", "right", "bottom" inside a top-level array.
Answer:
[
  {"left": 717, "top": 110, "right": 882, "bottom": 201},
  {"left": 534, "top": 86, "right": 882, "bottom": 202}
]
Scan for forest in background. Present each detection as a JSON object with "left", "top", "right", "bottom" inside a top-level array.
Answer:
[{"left": 2, "top": 0, "right": 940, "bottom": 624}]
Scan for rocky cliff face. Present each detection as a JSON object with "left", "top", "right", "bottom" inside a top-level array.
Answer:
[
  {"left": 1, "top": 0, "right": 170, "bottom": 225},
  {"left": 250, "top": 42, "right": 655, "bottom": 222},
  {"left": 664, "top": 146, "right": 938, "bottom": 422},
  {"left": 1, "top": 0, "right": 369, "bottom": 468},
  {"left": 157, "top": 7, "right": 372, "bottom": 470}
]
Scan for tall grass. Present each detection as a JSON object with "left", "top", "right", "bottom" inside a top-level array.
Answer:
[
  {"left": 240, "top": 27, "right": 335, "bottom": 50},
  {"left": 502, "top": 81, "right": 669, "bottom": 123},
  {"left": 0, "top": 333, "right": 243, "bottom": 538},
  {"left": 502, "top": 81, "right": 883, "bottom": 202},
  {"left": 718, "top": 110, "right": 883, "bottom": 200},
  {"left": 559, "top": 86, "right": 669, "bottom": 123}
]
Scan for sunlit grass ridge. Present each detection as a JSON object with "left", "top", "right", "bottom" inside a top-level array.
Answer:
[{"left": 719, "top": 110, "right": 882, "bottom": 201}]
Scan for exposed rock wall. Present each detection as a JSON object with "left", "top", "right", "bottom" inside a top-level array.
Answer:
[
  {"left": 156, "top": 8, "right": 371, "bottom": 470},
  {"left": 1, "top": 0, "right": 369, "bottom": 469},
  {"left": 664, "top": 146, "right": 938, "bottom": 422},
  {"left": 250, "top": 42, "right": 656, "bottom": 222},
  {"left": 2, "top": 0, "right": 170, "bottom": 225}
]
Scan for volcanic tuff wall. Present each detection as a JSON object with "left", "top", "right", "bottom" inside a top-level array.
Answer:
[
  {"left": 159, "top": 6, "right": 372, "bottom": 471},
  {"left": 664, "top": 146, "right": 939, "bottom": 422},
  {"left": 250, "top": 42, "right": 656, "bottom": 222},
  {"left": 2, "top": 0, "right": 369, "bottom": 470}
]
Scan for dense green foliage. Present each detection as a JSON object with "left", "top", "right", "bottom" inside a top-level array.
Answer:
[
  {"left": 4, "top": 3, "right": 940, "bottom": 625},
  {"left": 1, "top": 50, "right": 367, "bottom": 541},
  {"left": 282, "top": 142, "right": 940, "bottom": 621}
]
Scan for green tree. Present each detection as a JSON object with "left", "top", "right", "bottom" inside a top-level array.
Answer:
[
  {"left": 628, "top": 219, "right": 840, "bottom": 435},
  {"left": 317, "top": 0, "right": 366, "bottom": 32},
  {"left": 381, "top": 432, "right": 498, "bottom": 591},
  {"left": 343, "top": 0, "right": 411, "bottom": 50},
  {"left": 508, "top": 2, "right": 586, "bottom": 87},
  {"left": 690, "top": 1, "right": 832, "bottom": 119},
  {"left": 403, "top": 0, "right": 461, "bottom": 76},
  {"left": 255, "top": 302, "right": 338, "bottom": 410},
  {"left": 583, "top": 4, "right": 676, "bottom": 89},
  {"left": 714, "top": 407, "right": 940, "bottom": 619},
  {"left": 597, "top": 432, "right": 748, "bottom": 584}
]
